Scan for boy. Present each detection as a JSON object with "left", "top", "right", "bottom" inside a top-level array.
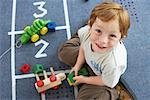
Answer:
[{"left": 58, "top": 2, "right": 131, "bottom": 100}]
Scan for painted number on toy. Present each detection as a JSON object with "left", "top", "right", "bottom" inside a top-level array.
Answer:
[
  {"left": 33, "top": 1, "right": 47, "bottom": 18},
  {"left": 34, "top": 39, "right": 49, "bottom": 58}
]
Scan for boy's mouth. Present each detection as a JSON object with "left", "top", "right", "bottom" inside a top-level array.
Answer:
[{"left": 95, "top": 43, "right": 106, "bottom": 49}]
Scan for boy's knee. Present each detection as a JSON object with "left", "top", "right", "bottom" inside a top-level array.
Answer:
[
  {"left": 58, "top": 45, "right": 68, "bottom": 63},
  {"left": 58, "top": 36, "right": 80, "bottom": 66},
  {"left": 58, "top": 45, "right": 79, "bottom": 67},
  {"left": 77, "top": 84, "right": 118, "bottom": 100}
]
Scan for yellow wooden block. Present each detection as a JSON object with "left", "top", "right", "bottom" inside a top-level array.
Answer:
[
  {"left": 67, "top": 78, "right": 74, "bottom": 86},
  {"left": 31, "top": 34, "right": 39, "bottom": 42},
  {"left": 40, "top": 27, "right": 48, "bottom": 35}
]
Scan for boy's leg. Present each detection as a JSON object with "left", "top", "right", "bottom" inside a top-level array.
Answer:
[
  {"left": 78, "top": 65, "right": 135, "bottom": 100},
  {"left": 58, "top": 33, "right": 80, "bottom": 67},
  {"left": 77, "top": 65, "right": 119, "bottom": 100},
  {"left": 77, "top": 84, "right": 118, "bottom": 100}
]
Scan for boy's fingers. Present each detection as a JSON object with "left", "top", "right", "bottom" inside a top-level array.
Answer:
[
  {"left": 73, "top": 76, "right": 78, "bottom": 80},
  {"left": 74, "top": 80, "right": 79, "bottom": 85},
  {"left": 73, "top": 76, "right": 76, "bottom": 80},
  {"left": 75, "top": 71, "right": 78, "bottom": 76}
]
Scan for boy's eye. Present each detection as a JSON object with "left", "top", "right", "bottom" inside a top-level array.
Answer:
[
  {"left": 95, "top": 29, "right": 101, "bottom": 33},
  {"left": 110, "top": 34, "right": 117, "bottom": 38}
]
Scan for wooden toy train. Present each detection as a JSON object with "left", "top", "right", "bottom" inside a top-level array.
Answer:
[
  {"left": 33, "top": 64, "right": 89, "bottom": 93},
  {"left": 33, "top": 64, "right": 66, "bottom": 93},
  {"left": 19, "top": 19, "right": 56, "bottom": 45}
]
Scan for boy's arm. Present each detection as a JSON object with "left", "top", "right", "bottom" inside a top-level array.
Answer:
[
  {"left": 73, "top": 46, "right": 104, "bottom": 86},
  {"left": 74, "top": 75, "right": 105, "bottom": 86},
  {"left": 70, "top": 45, "right": 85, "bottom": 76},
  {"left": 84, "top": 75, "right": 105, "bottom": 86},
  {"left": 75, "top": 45, "right": 85, "bottom": 67}
]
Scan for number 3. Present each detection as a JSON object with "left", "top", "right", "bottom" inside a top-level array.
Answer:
[{"left": 33, "top": 1, "right": 47, "bottom": 18}]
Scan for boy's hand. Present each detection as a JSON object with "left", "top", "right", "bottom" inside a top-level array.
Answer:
[
  {"left": 69, "top": 64, "right": 81, "bottom": 76},
  {"left": 73, "top": 75, "right": 87, "bottom": 85}
]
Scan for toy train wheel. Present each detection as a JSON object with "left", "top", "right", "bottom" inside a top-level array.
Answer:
[
  {"left": 53, "top": 86, "right": 59, "bottom": 90},
  {"left": 37, "top": 80, "right": 44, "bottom": 87},
  {"left": 49, "top": 75, "right": 56, "bottom": 82},
  {"left": 31, "top": 34, "right": 39, "bottom": 42},
  {"left": 40, "top": 27, "right": 48, "bottom": 35}
]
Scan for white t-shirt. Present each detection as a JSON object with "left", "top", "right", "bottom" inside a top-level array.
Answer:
[{"left": 78, "top": 25, "right": 127, "bottom": 88}]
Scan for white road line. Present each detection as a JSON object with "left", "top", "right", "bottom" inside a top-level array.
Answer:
[
  {"left": 15, "top": 70, "right": 70, "bottom": 79},
  {"left": 12, "top": 0, "right": 16, "bottom": 31},
  {"left": 8, "top": 26, "right": 68, "bottom": 35},
  {"left": 41, "top": 93, "right": 46, "bottom": 100},
  {"left": 15, "top": 73, "right": 35, "bottom": 79},
  {"left": 11, "top": 0, "right": 17, "bottom": 100},
  {"left": 11, "top": 34, "right": 16, "bottom": 100},
  {"left": 8, "top": 30, "right": 24, "bottom": 35},
  {"left": 55, "top": 25, "right": 68, "bottom": 30},
  {"left": 63, "top": 0, "right": 71, "bottom": 40}
]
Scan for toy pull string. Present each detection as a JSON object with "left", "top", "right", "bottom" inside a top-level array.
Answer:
[
  {"left": 15, "top": 39, "right": 22, "bottom": 48},
  {"left": 0, "top": 47, "right": 11, "bottom": 59},
  {"left": 0, "top": 39, "right": 22, "bottom": 60}
]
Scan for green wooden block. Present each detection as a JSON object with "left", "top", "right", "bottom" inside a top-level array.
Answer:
[
  {"left": 68, "top": 72, "right": 75, "bottom": 84},
  {"left": 78, "top": 67, "right": 89, "bottom": 76},
  {"left": 24, "top": 26, "right": 34, "bottom": 36},
  {"left": 67, "top": 67, "right": 89, "bottom": 85},
  {"left": 35, "top": 21, "right": 43, "bottom": 29},
  {"left": 30, "top": 25, "right": 38, "bottom": 34},
  {"left": 39, "top": 20, "right": 45, "bottom": 27},
  {"left": 33, "top": 64, "right": 44, "bottom": 74},
  {"left": 20, "top": 32, "right": 30, "bottom": 44},
  {"left": 33, "top": 23, "right": 40, "bottom": 32}
]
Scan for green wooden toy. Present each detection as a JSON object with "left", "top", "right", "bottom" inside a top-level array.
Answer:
[
  {"left": 20, "top": 19, "right": 50, "bottom": 44},
  {"left": 67, "top": 67, "right": 89, "bottom": 86},
  {"left": 33, "top": 64, "right": 44, "bottom": 74}
]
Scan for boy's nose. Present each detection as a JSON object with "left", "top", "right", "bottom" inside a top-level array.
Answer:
[{"left": 98, "top": 35, "right": 108, "bottom": 45}]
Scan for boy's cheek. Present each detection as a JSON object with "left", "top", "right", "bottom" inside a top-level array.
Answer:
[{"left": 89, "top": 34, "right": 96, "bottom": 42}]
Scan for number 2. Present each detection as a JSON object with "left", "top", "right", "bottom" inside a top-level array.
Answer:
[{"left": 34, "top": 39, "right": 49, "bottom": 58}]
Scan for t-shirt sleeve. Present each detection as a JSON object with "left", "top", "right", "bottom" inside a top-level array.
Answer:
[
  {"left": 78, "top": 25, "right": 90, "bottom": 43},
  {"left": 101, "top": 64, "right": 122, "bottom": 88}
]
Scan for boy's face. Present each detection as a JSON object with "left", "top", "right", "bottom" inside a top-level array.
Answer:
[{"left": 89, "top": 17, "right": 121, "bottom": 53}]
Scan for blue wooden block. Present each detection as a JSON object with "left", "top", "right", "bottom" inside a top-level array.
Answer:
[
  {"left": 47, "top": 22, "right": 56, "bottom": 28},
  {"left": 63, "top": 79, "right": 71, "bottom": 88}
]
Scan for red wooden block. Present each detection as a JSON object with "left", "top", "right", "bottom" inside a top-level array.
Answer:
[
  {"left": 53, "top": 86, "right": 59, "bottom": 90},
  {"left": 49, "top": 75, "right": 56, "bottom": 82},
  {"left": 37, "top": 80, "right": 44, "bottom": 87},
  {"left": 20, "top": 64, "right": 30, "bottom": 73}
]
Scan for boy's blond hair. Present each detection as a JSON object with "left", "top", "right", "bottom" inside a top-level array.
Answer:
[{"left": 88, "top": 2, "right": 130, "bottom": 38}]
